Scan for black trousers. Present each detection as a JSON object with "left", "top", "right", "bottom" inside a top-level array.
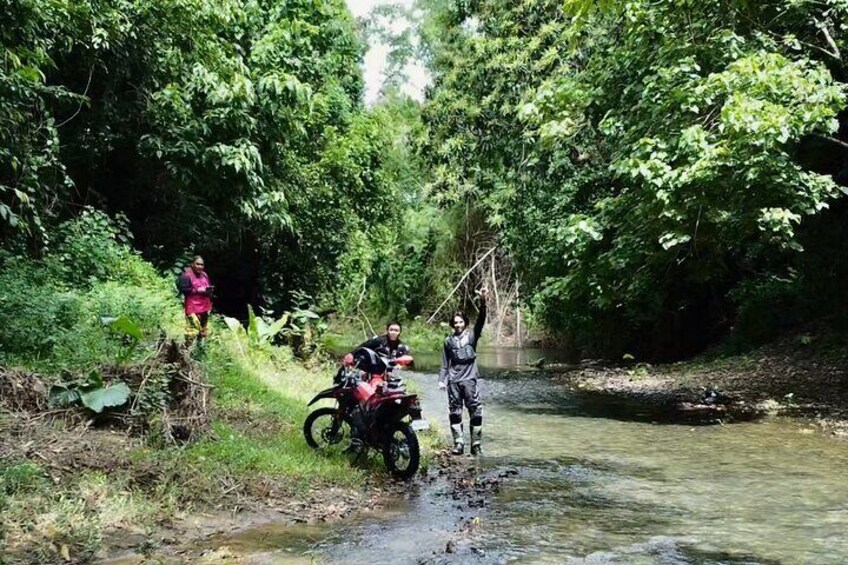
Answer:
[{"left": 447, "top": 379, "right": 482, "bottom": 419}]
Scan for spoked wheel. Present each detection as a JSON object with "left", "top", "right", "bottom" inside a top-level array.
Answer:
[
  {"left": 304, "top": 407, "right": 353, "bottom": 454},
  {"left": 382, "top": 422, "right": 420, "bottom": 480}
]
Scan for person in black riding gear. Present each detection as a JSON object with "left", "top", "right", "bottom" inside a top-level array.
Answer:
[
  {"left": 355, "top": 321, "right": 407, "bottom": 359},
  {"left": 439, "top": 288, "right": 488, "bottom": 456},
  {"left": 347, "top": 322, "right": 410, "bottom": 449}
]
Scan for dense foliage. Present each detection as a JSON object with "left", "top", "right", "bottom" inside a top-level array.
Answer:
[
  {"left": 0, "top": 210, "right": 181, "bottom": 370},
  {"left": 340, "top": 91, "right": 474, "bottom": 323},
  {"left": 418, "top": 0, "right": 848, "bottom": 357},
  {"left": 6, "top": 0, "right": 848, "bottom": 359},
  {"left": 1, "top": 0, "right": 400, "bottom": 315}
]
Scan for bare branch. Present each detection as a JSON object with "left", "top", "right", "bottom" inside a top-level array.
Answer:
[
  {"left": 57, "top": 66, "right": 94, "bottom": 128},
  {"left": 812, "top": 133, "right": 848, "bottom": 150},
  {"left": 355, "top": 275, "right": 375, "bottom": 338},
  {"left": 427, "top": 247, "right": 497, "bottom": 324},
  {"left": 814, "top": 18, "right": 841, "bottom": 61}
]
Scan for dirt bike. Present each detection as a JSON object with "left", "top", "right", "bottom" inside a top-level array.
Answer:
[{"left": 303, "top": 347, "right": 426, "bottom": 479}]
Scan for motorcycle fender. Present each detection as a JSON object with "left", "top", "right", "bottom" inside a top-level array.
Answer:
[
  {"left": 373, "top": 394, "right": 419, "bottom": 423},
  {"left": 307, "top": 386, "right": 339, "bottom": 406}
]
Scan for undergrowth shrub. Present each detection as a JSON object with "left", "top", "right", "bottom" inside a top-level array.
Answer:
[
  {"left": 0, "top": 210, "right": 181, "bottom": 370},
  {"left": 731, "top": 275, "right": 802, "bottom": 346}
]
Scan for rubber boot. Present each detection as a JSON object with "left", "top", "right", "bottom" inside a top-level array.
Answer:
[
  {"left": 470, "top": 425, "right": 483, "bottom": 456},
  {"left": 450, "top": 423, "right": 464, "bottom": 455}
]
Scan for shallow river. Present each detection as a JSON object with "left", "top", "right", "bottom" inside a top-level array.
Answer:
[{"left": 204, "top": 348, "right": 848, "bottom": 564}]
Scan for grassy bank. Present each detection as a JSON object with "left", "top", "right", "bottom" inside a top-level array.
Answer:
[
  {"left": 0, "top": 329, "right": 378, "bottom": 562},
  {"left": 0, "top": 214, "right": 431, "bottom": 562},
  {"left": 187, "top": 332, "right": 363, "bottom": 487}
]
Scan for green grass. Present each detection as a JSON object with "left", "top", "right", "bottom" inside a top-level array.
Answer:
[
  {"left": 183, "top": 331, "right": 366, "bottom": 488},
  {"left": 1, "top": 321, "right": 442, "bottom": 562},
  {"left": 0, "top": 461, "right": 173, "bottom": 564}
]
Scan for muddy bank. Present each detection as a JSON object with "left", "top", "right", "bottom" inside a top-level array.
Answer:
[
  {"left": 545, "top": 333, "right": 848, "bottom": 430},
  {"left": 0, "top": 401, "right": 506, "bottom": 563},
  {"left": 2, "top": 341, "right": 486, "bottom": 562},
  {"left": 93, "top": 449, "right": 513, "bottom": 563},
  {"left": 0, "top": 412, "right": 368, "bottom": 560}
]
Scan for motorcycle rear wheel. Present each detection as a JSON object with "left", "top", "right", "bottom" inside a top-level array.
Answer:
[
  {"left": 304, "top": 407, "right": 352, "bottom": 453},
  {"left": 382, "top": 422, "right": 420, "bottom": 480}
]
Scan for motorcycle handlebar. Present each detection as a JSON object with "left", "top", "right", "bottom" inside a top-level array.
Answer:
[
  {"left": 341, "top": 348, "right": 414, "bottom": 370},
  {"left": 391, "top": 354, "right": 414, "bottom": 367}
]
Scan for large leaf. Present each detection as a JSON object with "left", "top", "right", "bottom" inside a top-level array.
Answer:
[
  {"left": 293, "top": 308, "right": 319, "bottom": 320},
  {"left": 102, "top": 315, "right": 143, "bottom": 341},
  {"left": 80, "top": 382, "right": 131, "bottom": 413},
  {"left": 49, "top": 385, "right": 81, "bottom": 407},
  {"left": 224, "top": 316, "right": 245, "bottom": 334},
  {"left": 255, "top": 315, "right": 271, "bottom": 339},
  {"left": 264, "top": 312, "right": 290, "bottom": 339}
]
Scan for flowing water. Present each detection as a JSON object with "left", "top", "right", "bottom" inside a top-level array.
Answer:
[{"left": 198, "top": 348, "right": 848, "bottom": 564}]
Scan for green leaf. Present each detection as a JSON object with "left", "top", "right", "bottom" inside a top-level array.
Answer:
[
  {"left": 80, "top": 382, "right": 131, "bottom": 413},
  {"left": 103, "top": 315, "right": 143, "bottom": 341},
  {"left": 293, "top": 308, "right": 319, "bottom": 320},
  {"left": 49, "top": 385, "right": 81, "bottom": 407},
  {"left": 85, "top": 369, "right": 104, "bottom": 388},
  {"left": 254, "top": 315, "right": 271, "bottom": 339},
  {"left": 266, "top": 312, "right": 290, "bottom": 338},
  {"left": 247, "top": 305, "right": 260, "bottom": 345},
  {"left": 224, "top": 316, "right": 244, "bottom": 334}
]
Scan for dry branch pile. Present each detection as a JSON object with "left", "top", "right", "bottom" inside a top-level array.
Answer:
[
  {"left": 0, "top": 338, "right": 212, "bottom": 444},
  {"left": 0, "top": 369, "right": 50, "bottom": 413}
]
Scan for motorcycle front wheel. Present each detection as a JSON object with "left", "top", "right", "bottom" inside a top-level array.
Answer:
[
  {"left": 304, "top": 407, "right": 353, "bottom": 453},
  {"left": 382, "top": 421, "right": 420, "bottom": 480}
]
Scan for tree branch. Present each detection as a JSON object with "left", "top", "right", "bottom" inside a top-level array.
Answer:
[
  {"left": 427, "top": 246, "right": 497, "bottom": 324},
  {"left": 812, "top": 133, "right": 848, "bottom": 151},
  {"left": 57, "top": 65, "right": 94, "bottom": 128},
  {"left": 814, "top": 18, "right": 841, "bottom": 62}
]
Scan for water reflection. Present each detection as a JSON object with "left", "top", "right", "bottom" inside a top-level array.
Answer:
[
  {"left": 410, "top": 346, "right": 573, "bottom": 373},
  {"left": 478, "top": 368, "right": 848, "bottom": 564},
  {"left": 208, "top": 347, "right": 848, "bottom": 564}
]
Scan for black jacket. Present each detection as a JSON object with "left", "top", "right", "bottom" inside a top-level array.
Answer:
[{"left": 356, "top": 334, "right": 407, "bottom": 359}]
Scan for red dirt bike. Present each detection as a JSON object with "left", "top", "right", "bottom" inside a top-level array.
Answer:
[{"left": 303, "top": 347, "right": 426, "bottom": 479}]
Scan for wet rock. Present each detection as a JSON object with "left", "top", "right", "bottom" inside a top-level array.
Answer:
[{"left": 445, "top": 540, "right": 456, "bottom": 553}]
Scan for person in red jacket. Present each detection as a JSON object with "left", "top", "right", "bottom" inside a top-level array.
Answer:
[{"left": 177, "top": 256, "right": 213, "bottom": 345}]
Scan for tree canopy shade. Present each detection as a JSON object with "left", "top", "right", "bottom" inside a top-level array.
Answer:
[
  {"left": 1, "top": 0, "right": 402, "bottom": 315},
  {"left": 418, "top": 0, "right": 848, "bottom": 358},
  {"left": 5, "top": 0, "right": 848, "bottom": 358}
]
